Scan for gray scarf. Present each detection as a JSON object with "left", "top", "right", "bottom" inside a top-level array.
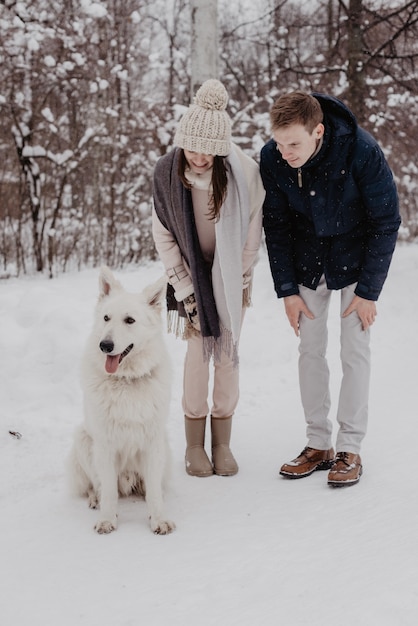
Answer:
[{"left": 153, "top": 147, "right": 250, "bottom": 362}]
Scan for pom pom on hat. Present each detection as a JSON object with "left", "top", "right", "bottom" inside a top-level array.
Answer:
[
  {"left": 195, "top": 79, "right": 228, "bottom": 111},
  {"left": 174, "top": 79, "right": 231, "bottom": 156}
]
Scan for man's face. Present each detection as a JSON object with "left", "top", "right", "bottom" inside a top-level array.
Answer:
[
  {"left": 184, "top": 150, "right": 214, "bottom": 175},
  {"left": 273, "top": 123, "right": 324, "bottom": 168}
]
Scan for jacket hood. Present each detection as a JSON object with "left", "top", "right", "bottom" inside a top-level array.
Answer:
[{"left": 312, "top": 92, "right": 358, "bottom": 138}]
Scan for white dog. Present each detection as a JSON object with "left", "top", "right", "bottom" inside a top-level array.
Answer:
[{"left": 67, "top": 267, "right": 175, "bottom": 535}]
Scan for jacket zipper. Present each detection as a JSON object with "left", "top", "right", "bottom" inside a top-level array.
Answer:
[{"left": 297, "top": 168, "right": 302, "bottom": 188}]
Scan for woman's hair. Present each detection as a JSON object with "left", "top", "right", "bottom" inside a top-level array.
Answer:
[
  {"left": 178, "top": 150, "right": 228, "bottom": 221},
  {"left": 270, "top": 91, "right": 323, "bottom": 133}
]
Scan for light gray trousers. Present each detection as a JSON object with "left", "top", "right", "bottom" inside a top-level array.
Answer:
[{"left": 298, "top": 278, "right": 371, "bottom": 454}]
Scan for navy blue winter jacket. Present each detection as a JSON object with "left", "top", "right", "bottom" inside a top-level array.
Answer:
[{"left": 260, "top": 93, "right": 401, "bottom": 301}]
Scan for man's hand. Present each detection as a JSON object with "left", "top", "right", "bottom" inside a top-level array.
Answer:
[
  {"left": 284, "top": 295, "right": 315, "bottom": 336},
  {"left": 342, "top": 295, "right": 377, "bottom": 330}
]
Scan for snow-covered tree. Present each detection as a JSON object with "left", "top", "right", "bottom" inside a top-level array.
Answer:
[
  {"left": 191, "top": 0, "right": 219, "bottom": 95},
  {"left": 0, "top": 0, "right": 417, "bottom": 276}
]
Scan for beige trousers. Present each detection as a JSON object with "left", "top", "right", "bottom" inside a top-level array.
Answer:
[{"left": 182, "top": 311, "right": 245, "bottom": 418}]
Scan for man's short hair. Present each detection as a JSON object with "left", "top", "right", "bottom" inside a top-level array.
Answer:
[{"left": 270, "top": 91, "right": 323, "bottom": 133}]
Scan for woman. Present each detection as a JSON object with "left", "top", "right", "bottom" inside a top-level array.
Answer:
[{"left": 152, "top": 79, "right": 265, "bottom": 477}]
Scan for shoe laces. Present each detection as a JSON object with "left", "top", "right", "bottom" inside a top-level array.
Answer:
[
  {"left": 335, "top": 451, "right": 350, "bottom": 466},
  {"left": 298, "top": 446, "right": 313, "bottom": 458}
]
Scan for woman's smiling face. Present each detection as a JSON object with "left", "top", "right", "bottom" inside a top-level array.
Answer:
[{"left": 184, "top": 150, "right": 214, "bottom": 174}]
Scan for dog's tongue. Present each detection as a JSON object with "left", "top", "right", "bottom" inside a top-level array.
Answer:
[{"left": 105, "top": 354, "right": 120, "bottom": 374}]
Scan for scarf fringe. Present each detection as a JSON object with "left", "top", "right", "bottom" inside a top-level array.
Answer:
[
  {"left": 203, "top": 325, "right": 239, "bottom": 368},
  {"left": 167, "top": 286, "right": 251, "bottom": 339},
  {"left": 167, "top": 310, "right": 239, "bottom": 367},
  {"left": 167, "top": 310, "right": 200, "bottom": 341},
  {"left": 167, "top": 309, "right": 186, "bottom": 339}
]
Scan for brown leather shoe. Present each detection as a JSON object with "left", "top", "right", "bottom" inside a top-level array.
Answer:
[
  {"left": 280, "top": 446, "right": 335, "bottom": 479},
  {"left": 328, "top": 452, "right": 362, "bottom": 487}
]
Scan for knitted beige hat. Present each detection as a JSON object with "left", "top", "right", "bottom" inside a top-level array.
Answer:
[{"left": 174, "top": 79, "right": 231, "bottom": 156}]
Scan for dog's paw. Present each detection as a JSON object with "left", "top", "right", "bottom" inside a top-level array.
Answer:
[
  {"left": 94, "top": 518, "right": 117, "bottom": 534},
  {"left": 151, "top": 519, "right": 176, "bottom": 535}
]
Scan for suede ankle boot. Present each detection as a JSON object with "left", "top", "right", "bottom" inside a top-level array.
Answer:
[
  {"left": 211, "top": 416, "right": 239, "bottom": 476},
  {"left": 184, "top": 416, "right": 213, "bottom": 477}
]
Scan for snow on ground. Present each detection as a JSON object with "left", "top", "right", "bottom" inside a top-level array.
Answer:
[{"left": 1, "top": 244, "right": 417, "bottom": 626}]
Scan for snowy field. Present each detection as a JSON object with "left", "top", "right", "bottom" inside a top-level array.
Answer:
[{"left": 1, "top": 243, "right": 417, "bottom": 626}]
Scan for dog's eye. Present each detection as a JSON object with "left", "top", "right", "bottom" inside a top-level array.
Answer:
[
  {"left": 104, "top": 315, "right": 110, "bottom": 322},
  {"left": 125, "top": 316, "right": 135, "bottom": 325}
]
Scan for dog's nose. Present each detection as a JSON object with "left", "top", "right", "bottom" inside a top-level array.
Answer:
[{"left": 100, "top": 339, "right": 114, "bottom": 354}]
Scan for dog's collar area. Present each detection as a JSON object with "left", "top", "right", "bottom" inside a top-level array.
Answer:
[{"left": 119, "top": 344, "right": 134, "bottom": 363}]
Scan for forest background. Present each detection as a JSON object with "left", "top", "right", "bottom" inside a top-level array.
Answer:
[{"left": 0, "top": 0, "right": 417, "bottom": 278}]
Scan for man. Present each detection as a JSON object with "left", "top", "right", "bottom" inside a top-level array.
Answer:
[{"left": 260, "top": 91, "right": 400, "bottom": 487}]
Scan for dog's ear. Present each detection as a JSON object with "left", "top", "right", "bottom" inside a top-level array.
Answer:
[
  {"left": 144, "top": 275, "right": 167, "bottom": 310},
  {"left": 98, "top": 266, "right": 123, "bottom": 298}
]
